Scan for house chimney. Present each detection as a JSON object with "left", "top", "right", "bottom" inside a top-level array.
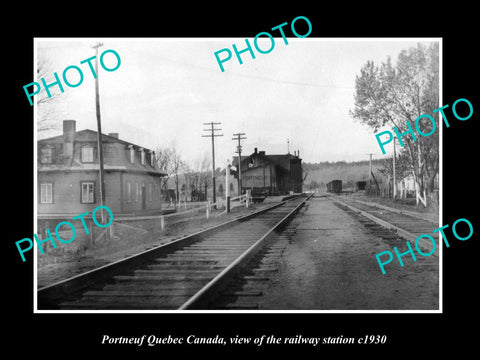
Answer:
[
  {"left": 63, "top": 120, "right": 76, "bottom": 142},
  {"left": 63, "top": 120, "right": 76, "bottom": 163},
  {"left": 108, "top": 133, "right": 119, "bottom": 139},
  {"left": 254, "top": 147, "right": 258, "bottom": 154}
]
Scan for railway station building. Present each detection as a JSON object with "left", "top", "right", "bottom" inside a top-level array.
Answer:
[
  {"left": 37, "top": 120, "right": 167, "bottom": 216},
  {"left": 232, "top": 148, "right": 303, "bottom": 196}
]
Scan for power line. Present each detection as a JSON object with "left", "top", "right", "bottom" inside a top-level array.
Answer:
[
  {"left": 37, "top": 42, "right": 354, "bottom": 90},
  {"left": 126, "top": 52, "right": 354, "bottom": 90}
]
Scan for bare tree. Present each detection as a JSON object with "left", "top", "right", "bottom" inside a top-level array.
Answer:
[
  {"left": 184, "top": 153, "right": 211, "bottom": 202},
  {"left": 182, "top": 170, "right": 195, "bottom": 201},
  {"left": 155, "top": 142, "right": 187, "bottom": 204},
  {"left": 36, "top": 51, "right": 69, "bottom": 136},
  {"left": 197, "top": 153, "right": 211, "bottom": 201},
  {"left": 170, "top": 143, "right": 184, "bottom": 203},
  {"left": 378, "top": 148, "right": 411, "bottom": 186},
  {"left": 155, "top": 146, "right": 174, "bottom": 199}
]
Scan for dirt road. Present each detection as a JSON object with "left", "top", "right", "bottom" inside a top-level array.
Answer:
[{"left": 261, "top": 195, "right": 439, "bottom": 310}]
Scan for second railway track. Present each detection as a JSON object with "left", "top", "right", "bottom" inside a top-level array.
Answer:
[
  {"left": 329, "top": 195, "right": 439, "bottom": 238},
  {"left": 38, "top": 195, "right": 310, "bottom": 310}
]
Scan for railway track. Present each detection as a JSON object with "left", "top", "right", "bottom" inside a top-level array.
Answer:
[
  {"left": 208, "top": 225, "right": 297, "bottom": 310},
  {"left": 329, "top": 195, "right": 438, "bottom": 237},
  {"left": 328, "top": 194, "right": 441, "bottom": 254},
  {"left": 38, "top": 195, "right": 311, "bottom": 310},
  {"left": 212, "top": 194, "right": 441, "bottom": 309}
]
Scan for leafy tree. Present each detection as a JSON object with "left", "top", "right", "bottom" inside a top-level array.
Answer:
[{"left": 350, "top": 42, "right": 439, "bottom": 199}]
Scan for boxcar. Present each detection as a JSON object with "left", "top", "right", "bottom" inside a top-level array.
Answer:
[
  {"left": 326, "top": 180, "right": 342, "bottom": 193},
  {"left": 355, "top": 181, "right": 367, "bottom": 191}
]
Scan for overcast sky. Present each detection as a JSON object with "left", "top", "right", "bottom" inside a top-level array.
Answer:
[{"left": 35, "top": 38, "right": 438, "bottom": 167}]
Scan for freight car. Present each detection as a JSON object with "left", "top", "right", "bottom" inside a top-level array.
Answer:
[
  {"left": 234, "top": 148, "right": 303, "bottom": 200},
  {"left": 326, "top": 180, "right": 342, "bottom": 193},
  {"left": 355, "top": 181, "right": 367, "bottom": 191}
]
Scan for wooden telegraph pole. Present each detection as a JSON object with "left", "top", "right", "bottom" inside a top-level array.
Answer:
[
  {"left": 202, "top": 122, "right": 223, "bottom": 206},
  {"left": 232, "top": 133, "right": 247, "bottom": 195},
  {"left": 91, "top": 42, "right": 106, "bottom": 224}
]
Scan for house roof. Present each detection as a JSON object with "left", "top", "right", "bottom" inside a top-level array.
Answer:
[
  {"left": 38, "top": 129, "right": 167, "bottom": 176},
  {"left": 38, "top": 129, "right": 152, "bottom": 150},
  {"left": 265, "top": 154, "right": 299, "bottom": 172}
]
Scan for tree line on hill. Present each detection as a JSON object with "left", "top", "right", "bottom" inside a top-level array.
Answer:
[{"left": 303, "top": 160, "right": 385, "bottom": 191}]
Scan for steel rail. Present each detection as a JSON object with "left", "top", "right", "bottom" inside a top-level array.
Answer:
[
  {"left": 330, "top": 195, "right": 441, "bottom": 255},
  {"left": 342, "top": 196, "right": 438, "bottom": 224},
  {"left": 329, "top": 196, "right": 418, "bottom": 241},
  {"left": 178, "top": 194, "right": 310, "bottom": 309},
  {"left": 37, "top": 194, "right": 308, "bottom": 309}
]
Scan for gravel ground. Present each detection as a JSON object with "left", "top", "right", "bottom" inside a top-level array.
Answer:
[
  {"left": 37, "top": 194, "right": 439, "bottom": 310},
  {"left": 261, "top": 195, "right": 439, "bottom": 310},
  {"left": 36, "top": 202, "right": 269, "bottom": 288}
]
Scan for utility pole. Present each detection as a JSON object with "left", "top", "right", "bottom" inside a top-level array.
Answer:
[
  {"left": 202, "top": 122, "right": 223, "bottom": 206},
  {"left": 232, "top": 133, "right": 247, "bottom": 195},
  {"left": 92, "top": 42, "right": 106, "bottom": 224},
  {"left": 226, "top": 160, "right": 231, "bottom": 213}
]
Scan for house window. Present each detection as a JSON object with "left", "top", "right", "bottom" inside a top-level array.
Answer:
[
  {"left": 40, "top": 183, "right": 53, "bottom": 203},
  {"left": 126, "top": 181, "right": 132, "bottom": 202},
  {"left": 81, "top": 182, "right": 95, "bottom": 203},
  {"left": 81, "top": 145, "right": 94, "bottom": 163},
  {"left": 140, "top": 149, "right": 145, "bottom": 165},
  {"left": 148, "top": 182, "right": 153, "bottom": 202},
  {"left": 135, "top": 181, "right": 139, "bottom": 202},
  {"left": 40, "top": 148, "right": 52, "bottom": 164},
  {"left": 150, "top": 151, "right": 155, "bottom": 167},
  {"left": 129, "top": 146, "right": 135, "bottom": 163}
]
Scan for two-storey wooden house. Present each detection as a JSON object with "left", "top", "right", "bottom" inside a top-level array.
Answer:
[{"left": 37, "top": 120, "right": 167, "bottom": 216}]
